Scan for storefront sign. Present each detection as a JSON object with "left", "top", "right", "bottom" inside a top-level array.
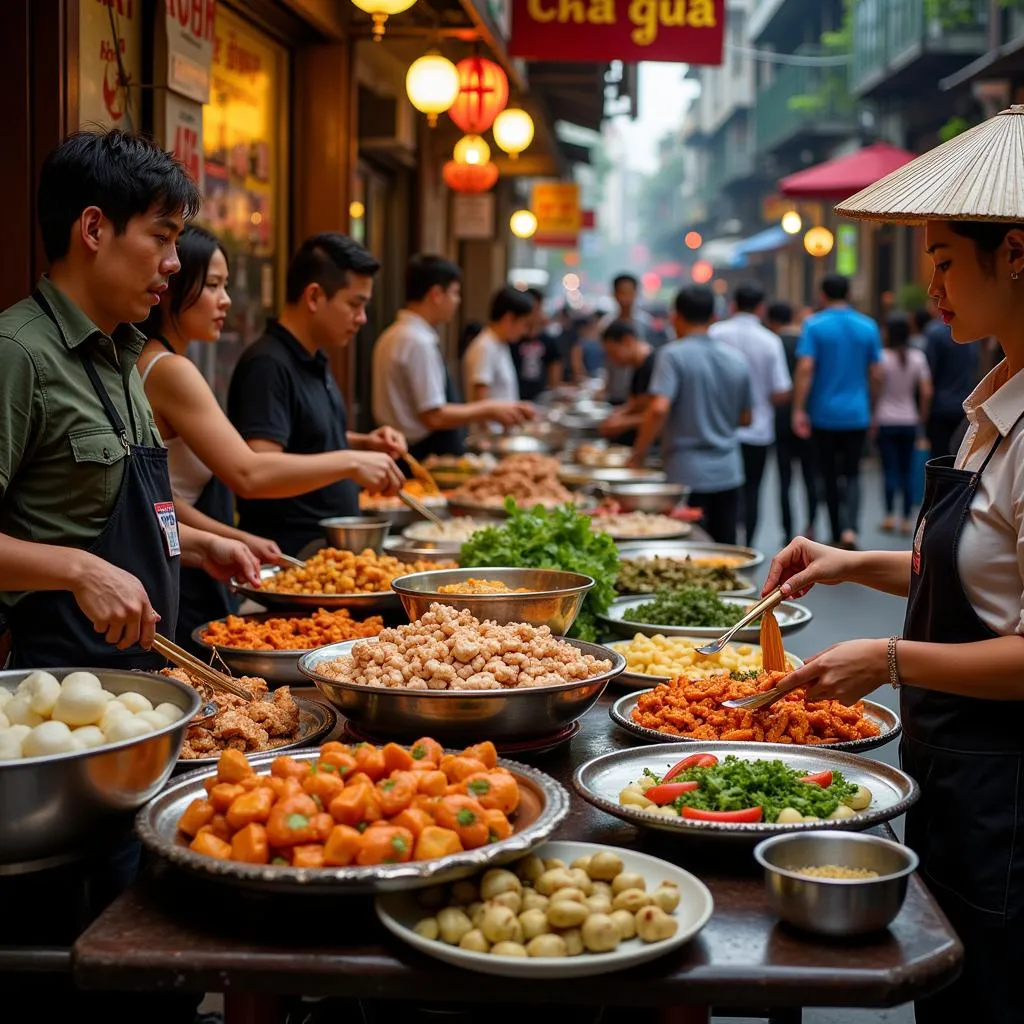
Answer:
[
  {"left": 508, "top": 0, "right": 724, "bottom": 64},
  {"left": 531, "top": 182, "right": 581, "bottom": 247},
  {"left": 164, "top": 92, "right": 205, "bottom": 191},
  {"left": 78, "top": 0, "right": 143, "bottom": 130},
  {"left": 452, "top": 194, "right": 496, "bottom": 240},
  {"left": 164, "top": 0, "right": 216, "bottom": 103},
  {"left": 835, "top": 223, "right": 859, "bottom": 277}
]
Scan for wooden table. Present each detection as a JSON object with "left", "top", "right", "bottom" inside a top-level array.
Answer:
[{"left": 71, "top": 687, "right": 962, "bottom": 1023}]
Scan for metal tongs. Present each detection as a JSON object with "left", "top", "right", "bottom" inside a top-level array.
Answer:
[
  {"left": 399, "top": 488, "right": 446, "bottom": 528},
  {"left": 152, "top": 634, "right": 254, "bottom": 702},
  {"left": 696, "top": 588, "right": 785, "bottom": 656}
]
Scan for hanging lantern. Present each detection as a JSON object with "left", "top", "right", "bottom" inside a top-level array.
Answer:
[
  {"left": 350, "top": 0, "right": 417, "bottom": 41},
  {"left": 492, "top": 108, "right": 534, "bottom": 159},
  {"left": 453, "top": 134, "right": 491, "bottom": 167},
  {"left": 509, "top": 209, "right": 538, "bottom": 239},
  {"left": 781, "top": 210, "right": 802, "bottom": 235},
  {"left": 448, "top": 56, "right": 509, "bottom": 134},
  {"left": 443, "top": 160, "right": 499, "bottom": 193},
  {"left": 406, "top": 53, "right": 460, "bottom": 127},
  {"left": 804, "top": 226, "right": 835, "bottom": 257}
]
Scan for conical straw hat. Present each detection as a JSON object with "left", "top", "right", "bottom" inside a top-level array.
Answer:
[{"left": 836, "top": 106, "right": 1024, "bottom": 224}]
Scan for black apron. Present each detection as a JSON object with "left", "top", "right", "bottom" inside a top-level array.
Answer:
[
  {"left": 7, "top": 292, "right": 179, "bottom": 671},
  {"left": 408, "top": 362, "right": 466, "bottom": 460},
  {"left": 151, "top": 337, "right": 238, "bottom": 653},
  {"left": 902, "top": 431, "right": 1024, "bottom": 1023}
]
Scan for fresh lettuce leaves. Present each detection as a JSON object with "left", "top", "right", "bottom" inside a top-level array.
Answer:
[{"left": 459, "top": 499, "right": 620, "bottom": 641}]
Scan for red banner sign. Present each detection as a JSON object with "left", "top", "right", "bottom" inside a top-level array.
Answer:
[{"left": 508, "top": 0, "right": 725, "bottom": 64}]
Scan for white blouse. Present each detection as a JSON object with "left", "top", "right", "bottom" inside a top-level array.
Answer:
[{"left": 955, "top": 361, "right": 1024, "bottom": 636}]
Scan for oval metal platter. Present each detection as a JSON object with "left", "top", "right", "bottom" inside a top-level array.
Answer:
[
  {"left": 573, "top": 741, "right": 918, "bottom": 843},
  {"left": 609, "top": 689, "right": 901, "bottom": 754},
  {"left": 616, "top": 541, "right": 764, "bottom": 571},
  {"left": 594, "top": 521, "right": 693, "bottom": 542},
  {"left": 231, "top": 565, "right": 403, "bottom": 614},
  {"left": 602, "top": 638, "right": 805, "bottom": 691},
  {"left": 137, "top": 749, "right": 570, "bottom": 894},
  {"left": 175, "top": 695, "right": 338, "bottom": 769},
  {"left": 600, "top": 594, "right": 812, "bottom": 641}
]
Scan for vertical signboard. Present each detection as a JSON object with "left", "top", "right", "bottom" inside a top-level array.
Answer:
[
  {"left": 79, "top": 0, "right": 143, "bottom": 130},
  {"left": 164, "top": 0, "right": 216, "bottom": 104},
  {"left": 532, "top": 182, "right": 581, "bottom": 248}
]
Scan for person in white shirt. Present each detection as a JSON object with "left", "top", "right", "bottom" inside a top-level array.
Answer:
[
  {"left": 709, "top": 281, "right": 791, "bottom": 545},
  {"left": 372, "top": 256, "right": 533, "bottom": 459},
  {"left": 462, "top": 286, "right": 535, "bottom": 403}
]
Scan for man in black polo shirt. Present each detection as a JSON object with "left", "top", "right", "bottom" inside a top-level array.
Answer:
[{"left": 228, "top": 234, "right": 405, "bottom": 555}]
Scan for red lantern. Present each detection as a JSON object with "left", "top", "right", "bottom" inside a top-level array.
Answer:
[
  {"left": 442, "top": 160, "right": 499, "bottom": 193},
  {"left": 448, "top": 57, "right": 509, "bottom": 134}
]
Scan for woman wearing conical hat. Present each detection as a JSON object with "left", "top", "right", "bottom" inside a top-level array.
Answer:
[{"left": 763, "top": 106, "right": 1024, "bottom": 1022}]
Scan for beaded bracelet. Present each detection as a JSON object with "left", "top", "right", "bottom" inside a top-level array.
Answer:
[{"left": 887, "top": 635, "right": 902, "bottom": 690}]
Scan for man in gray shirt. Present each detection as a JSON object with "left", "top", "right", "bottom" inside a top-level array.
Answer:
[{"left": 630, "top": 285, "right": 753, "bottom": 543}]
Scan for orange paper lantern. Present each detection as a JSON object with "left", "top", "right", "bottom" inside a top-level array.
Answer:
[
  {"left": 448, "top": 57, "right": 509, "bottom": 134},
  {"left": 442, "top": 160, "right": 499, "bottom": 193}
]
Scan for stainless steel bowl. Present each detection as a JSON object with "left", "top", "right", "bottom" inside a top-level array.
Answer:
[
  {"left": 390, "top": 567, "right": 594, "bottom": 634},
  {"left": 558, "top": 465, "right": 666, "bottom": 489},
  {"left": 403, "top": 519, "right": 491, "bottom": 544},
  {"left": 298, "top": 637, "right": 626, "bottom": 743},
  {"left": 754, "top": 832, "right": 919, "bottom": 936},
  {"left": 318, "top": 516, "right": 391, "bottom": 554},
  {"left": 0, "top": 668, "right": 201, "bottom": 874},
  {"left": 597, "top": 482, "right": 690, "bottom": 514},
  {"left": 382, "top": 537, "right": 463, "bottom": 565},
  {"left": 359, "top": 500, "right": 449, "bottom": 530}
]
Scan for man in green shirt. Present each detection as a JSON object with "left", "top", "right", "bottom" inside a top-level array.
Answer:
[{"left": 0, "top": 129, "right": 260, "bottom": 669}]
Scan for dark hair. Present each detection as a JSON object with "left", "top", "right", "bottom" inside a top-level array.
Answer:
[
  {"left": 38, "top": 129, "right": 203, "bottom": 263},
  {"left": 141, "top": 225, "right": 226, "bottom": 338},
  {"left": 285, "top": 233, "right": 379, "bottom": 304},
  {"left": 948, "top": 220, "right": 1024, "bottom": 275},
  {"left": 458, "top": 321, "right": 483, "bottom": 358},
  {"left": 490, "top": 285, "right": 535, "bottom": 322},
  {"left": 766, "top": 301, "right": 793, "bottom": 326},
  {"left": 406, "top": 254, "right": 462, "bottom": 302},
  {"left": 733, "top": 281, "right": 765, "bottom": 313},
  {"left": 885, "top": 311, "right": 912, "bottom": 367},
  {"left": 525, "top": 286, "right": 545, "bottom": 304},
  {"left": 613, "top": 273, "right": 639, "bottom": 291},
  {"left": 911, "top": 307, "right": 932, "bottom": 333},
  {"left": 674, "top": 285, "right": 714, "bottom": 325},
  {"left": 602, "top": 319, "right": 637, "bottom": 344},
  {"left": 820, "top": 273, "right": 850, "bottom": 301}
]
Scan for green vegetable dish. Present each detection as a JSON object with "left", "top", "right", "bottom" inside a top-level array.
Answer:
[
  {"left": 618, "top": 753, "right": 873, "bottom": 825},
  {"left": 617, "top": 558, "right": 747, "bottom": 596},
  {"left": 623, "top": 587, "right": 754, "bottom": 629},
  {"left": 459, "top": 499, "right": 620, "bottom": 642}
]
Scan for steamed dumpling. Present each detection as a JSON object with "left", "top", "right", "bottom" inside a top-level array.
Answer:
[
  {"left": 104, "top": 715, "right": 155, "bottom": 743},
  {"left": 136, "top": 709, "right": 173, "bottom": 730},
  {"left": 71, "top": 725, "right": 106, "bottom": 750},
  {"left": 154, "top": 702, "right": 184, "bottom": 724},
  {"left": 22, "top": 720, "right": 76, "bottom": 757},
  {"left": 18, "top": 672, "right": 62, "bottom": 716},
  {"left": 99, "top": 701, "right": 133, "bottom": 734},
  {"left": 115, "top": 691, "right": 153, "bottom": 714},
  {"left": 60, "top": 671, "right": 103, "bottom": 693},
  {"left": 51, "top": 687, "right": 109, "bottom": 727},
  {"left": 0, "top": 725, "right": 31, "bottom": 760},
  {"left": 4, "top": 696, "right": 44, "bottom": 728}
]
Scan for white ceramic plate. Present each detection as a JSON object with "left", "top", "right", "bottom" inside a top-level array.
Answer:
[{"left": 375, "top": 840, "right": 713, "bottom": 978}]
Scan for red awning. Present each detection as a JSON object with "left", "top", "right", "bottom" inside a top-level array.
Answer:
[{"left": 779, "top": 143, "right": 916, "bottom": 200}]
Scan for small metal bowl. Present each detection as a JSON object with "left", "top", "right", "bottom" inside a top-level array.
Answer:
[
  {"left": 0, "top": 668, "right": 200, "bottom": 874},
  {"left": 382, "top": 537, "right": 463, "bottom": 565},
  {"left": 403, "top": 518, "right": 491, "bottom": 544},
  {"left": 318, "top": 516, "right": 391, "bottom": 554},
  {"left": 754, "top": 832, "right": 919, "bottom": 936},
  {"left": 299, "top": 637, "right": 626, "bottom": 743},
  {"left": 390, "top": 567, "right": 595, "bottom": 634},
  {"left": 559, "top": 465, "right": 666, "bottom": 489},
  {"left": 597, "top": 482, "right": 690, "bottom": 514}
]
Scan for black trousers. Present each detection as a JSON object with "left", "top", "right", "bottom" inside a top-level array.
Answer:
[
  {"left": 812, "top": 427, "right": 866, "bottom": 542},
  {"left": 688, "top": 487, "right": 740, "bottom": 545},
  {"left": 739, "top": 443, "right": 770, "bottom": 547},
  {"left": 775, "top": 427, "right": 818, "bottom": 541},
  {"left": 926, "top": 413, "right": 966, "bottom": 461}
]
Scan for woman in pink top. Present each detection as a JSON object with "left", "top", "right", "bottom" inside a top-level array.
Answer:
[{"left": 873, "top": 312, "right": 933, "bottom": 533}]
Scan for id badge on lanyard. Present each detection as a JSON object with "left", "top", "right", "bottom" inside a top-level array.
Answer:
[{"left": 154, "top": 501, "right": 181, "bottom": 558}]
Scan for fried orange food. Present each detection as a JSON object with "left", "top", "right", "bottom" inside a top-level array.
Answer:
[
  {"left": 200, "top": 608, "right": 384, "bottom": 651},
  {"left": 630, "top": 671, "right": 881, "bottom": 746},
  {"left": 261, "top": 548, "right": 456, "bottom": 596},
  {"left": 179, "top": 737, "right": 520, "bottom": 867}
]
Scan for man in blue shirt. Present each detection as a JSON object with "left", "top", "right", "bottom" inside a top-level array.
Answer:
[
  {"left": 630, "top": 285, "right": 753, "bottom": 543},
  {"left": 792, "top": 273, "right": 882, "bottom": 549}
]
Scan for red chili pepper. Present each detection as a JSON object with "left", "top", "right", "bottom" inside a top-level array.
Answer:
[
  {"left": 681, "top": 805, "right": 763, "bottom": 823},
  {"left": 644, "top": 781, "right": 699, "bottom": 805},
  {"left": 662, "top": 753, "right": 719, "bottom": 781},
  {"left": 798, "top": 771, "right": 833, "bottom": 789}
]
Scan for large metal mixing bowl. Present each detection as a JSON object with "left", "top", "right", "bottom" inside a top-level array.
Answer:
[
  {"left": 595, "top": 481, "right": 690, "bottom": 514},
  {"left": 390, "top": 567, "right": 594, "bottom": 634},
  {"left": 298, "top": 637, "right": 626, "bottom": 744},
  {"left": 754, "top": 831, "right": 919, "bottom": 936},
  {"left": 318, "top": 516, "right": 390, "bottom": 554},
  {"left": 0, "top": 668, "right": 200, "bottom": 874}
]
